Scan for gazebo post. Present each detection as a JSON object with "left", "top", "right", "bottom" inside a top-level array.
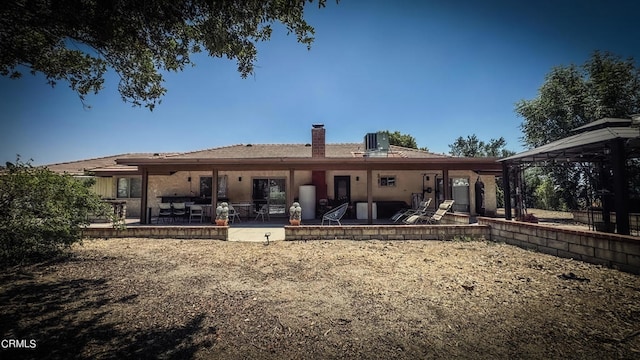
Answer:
[
  {"left": 599, "top": 162, "right": 613, "bottom": 231},
  {"left": 611, "top": 139, "right": 630, "bottom": 235},
  {"left": 502, "top": 162, "right": 512, "bottom": 220}
]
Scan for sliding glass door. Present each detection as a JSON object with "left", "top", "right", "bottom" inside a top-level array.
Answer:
[{"left": 252, "top": 178, "right": 287, "bottom": 216}]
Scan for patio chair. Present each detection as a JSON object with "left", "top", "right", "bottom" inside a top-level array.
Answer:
[
  {"left": 172, "top": 202, "right": 187, "bottom": 223},
  {"left": 189, "top": 204, "right": 203, "bottom": 223},
  {"left": 322, "top": 202, "right": 349, "bottom": 225},
  {"left": 228, "top": 205, "right": 241, "bottom": 223},
  {"left": 404, "top": 200, "right": 454, "bottom": 224},
  {"left": 391, "top": 198, "right": 432, "bottom": 223},
  {"left": 254, "top": 204, "right": 270, "bottom": 222},
  {"left": 157, "top": 203, "right": 173, "bottom": 223}
]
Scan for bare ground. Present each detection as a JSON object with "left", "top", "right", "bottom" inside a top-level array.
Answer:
[{"left": 2, "top": 237, "right": 640, "bottom": 359}]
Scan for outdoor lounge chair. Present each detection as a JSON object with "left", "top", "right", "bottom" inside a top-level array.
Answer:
[
  {"left": 322, "top": 202, "right": 349, "bottom": 225},
  {"left": 404, "top": 200, "right": 455, "bottom": 224},
  {"left": 391, "top": 198, "right": 432, "bottom": 223}
]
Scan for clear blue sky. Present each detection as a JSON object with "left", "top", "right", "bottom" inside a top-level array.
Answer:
[{"left": 1, "top": 0, "right": 639, "bottom": 165}]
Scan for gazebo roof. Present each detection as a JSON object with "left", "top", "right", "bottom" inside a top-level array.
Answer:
[{"left": 500, "top": 118, "right": 640, "bottom": 164}]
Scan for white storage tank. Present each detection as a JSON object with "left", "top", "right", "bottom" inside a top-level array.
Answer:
[
  {"left": 299, "top": 185, "right": 316, "bottom": 220},
  {"left": 356, "top": 202, "right": 377, "bottom": 220}
]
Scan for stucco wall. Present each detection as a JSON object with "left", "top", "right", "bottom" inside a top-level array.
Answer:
[
  {"left": 328, "top": 170, "right": 439, "bottom": 209},
  {"left": 92, "top": 177, "right": 114, "bottom": 198}
]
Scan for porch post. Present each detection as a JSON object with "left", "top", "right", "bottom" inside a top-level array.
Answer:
[
  {"left": 367, "top": 168, "right": 373, "bottom": 224},
  {"left": 140, "top": 167, "right": 149, "bottom": 224},
  {"left": 611, "top": 139, "right": 630, "bottom": 235},
  {"left": 502, "top": 162, "right": 512, "bottom": 220},
  {"left": 442, "top": 169, "right": 450, "bottom": 201},
  {"left": 288, "top": 169, "right": 295, "bottom": 210},
  {"left": 211, "top": 168, "right": 218, "bottom": 223}
]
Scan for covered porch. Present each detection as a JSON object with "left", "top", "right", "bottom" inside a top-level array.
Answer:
[{"left": 114, "top": 156, "right": 503, "bottom": 226}]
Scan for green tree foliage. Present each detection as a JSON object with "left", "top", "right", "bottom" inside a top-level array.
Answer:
[
  {"left": 448, "top": 134, "right": 515, "bottom": 209},
  {"left": 0, "top": 158, "right": 110, "bottom": 266},
  {"left": 382, "top": 130, "right": 418, "bottom": 148},
  {"left": 534, "top": 177, "right": 563, "bottom": 210},
  {"left": 515, "top": 51, "right": 640, "bottom": 209},
  {"left": 0, "top": 0, "right": 333, "bottom": 109},
  {"left": 520, "top": 167, "right": 565, "bottom": 210},
  {"left": 448, "top": 135, "right": 514, "bottom": 157},
  {"left": 517, "top": 51, "right": 640, "bottom": 147},
  {"left": 380, "top": 130, "right": 429, "bottom": 151}
]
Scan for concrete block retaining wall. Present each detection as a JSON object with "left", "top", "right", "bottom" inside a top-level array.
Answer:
[
  {"left": 284, "top": 224, "right": 490, "bottom": 241},
  {"left": 82, "top": 212, "right": 640, "bottom": 274},
  {"left": 443, "top": 212, "right": 472, "bottom": 224},
  {"left": 82, "top": 226, "right": 228, "bottom": 240},
  {"left": 478, "top": 217, "right": 640, "bottom": 274}
]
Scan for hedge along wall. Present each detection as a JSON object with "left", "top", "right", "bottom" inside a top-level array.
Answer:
[{"left": 478, "top": 217, "right": 640, "bottom": 274}]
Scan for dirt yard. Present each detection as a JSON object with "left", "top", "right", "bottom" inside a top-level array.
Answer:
[{"left": 2, "top": 238, "right": 640, "bottom": 359}]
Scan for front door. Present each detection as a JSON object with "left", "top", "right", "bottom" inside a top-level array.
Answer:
[{"left": 334, "top": 176, "right": 351, "bottom": 204}]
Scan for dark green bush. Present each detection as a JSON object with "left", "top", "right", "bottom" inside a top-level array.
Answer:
[{"left": 0, "top": 158, "right": 110, "bottom": 266}]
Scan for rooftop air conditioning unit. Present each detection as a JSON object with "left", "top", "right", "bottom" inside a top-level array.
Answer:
[{"left": 364, "top": 132, "right": 390, "bottom": 154}]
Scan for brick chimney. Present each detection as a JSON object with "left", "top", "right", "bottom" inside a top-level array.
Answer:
[{"left": 311, "top": 124, "right": 325, "bottom": 158}]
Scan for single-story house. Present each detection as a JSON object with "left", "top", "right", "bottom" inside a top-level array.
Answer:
[{"left": 47, "top": 125, "right": 503, "bottom": 224}]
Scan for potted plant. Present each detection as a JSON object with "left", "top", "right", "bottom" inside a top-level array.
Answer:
[
  {"left": 289, "top": 202, "right": 302, "bottom": 226},
  {"left": 215, "top": 202, "right": 229, "bottom": 226}
]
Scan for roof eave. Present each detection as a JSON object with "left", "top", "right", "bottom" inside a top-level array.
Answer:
[{"left": 117, "top": 156, "right": 502, "bottom": 172}]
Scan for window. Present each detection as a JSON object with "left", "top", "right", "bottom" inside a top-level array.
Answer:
[
  {"left": 117, "top": 177, "right": 141, "bottom": 198},
  {"left": 199, "top": 176, "right": 228, "bottom": 198},
  {"left": 379, "top": 176, "right": 396, "bottom": 187}
]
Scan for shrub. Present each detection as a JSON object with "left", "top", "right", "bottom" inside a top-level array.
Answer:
[{"left": 0, "top": 158, "right": 110, "bottom": 266}]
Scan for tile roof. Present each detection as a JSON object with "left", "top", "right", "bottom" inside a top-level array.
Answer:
[
  {"left": 159, "top": 143, "right": 451, "bottom": 159},
  {"left": 45, "top": 144, "right": 451, "bottom": 174},
  {"left": 45, "top": 153, "right": 172, "bottom": 175}
]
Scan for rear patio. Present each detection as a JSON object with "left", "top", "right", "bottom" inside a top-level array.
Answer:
[{"left": 84, "top": 210, "right": 640, "bottom": 274}]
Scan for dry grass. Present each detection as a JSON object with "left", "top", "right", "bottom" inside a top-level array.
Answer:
[{"left": 2, "top": 238, "right": 640, "bottom": 359}]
